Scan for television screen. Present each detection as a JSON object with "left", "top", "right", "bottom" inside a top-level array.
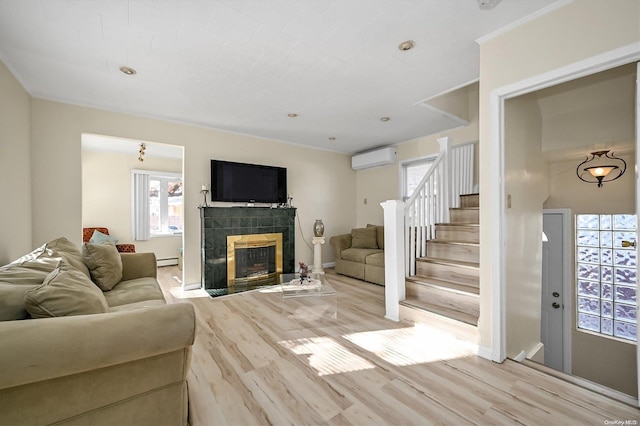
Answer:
[{"left": 211, "top": 160, "right": 287, "bottom": 204}]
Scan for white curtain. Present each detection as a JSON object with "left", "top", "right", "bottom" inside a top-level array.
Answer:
[{"left": 132, "top": 171, "right": 150, "bottom": 241}]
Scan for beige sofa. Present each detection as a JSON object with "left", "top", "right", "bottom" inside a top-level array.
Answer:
[
  {"left": 0, "top": 237, "right": 195, "bottom": 426},
  {"left": 330, "top": 224, "right": 385, "bottom": 286}
]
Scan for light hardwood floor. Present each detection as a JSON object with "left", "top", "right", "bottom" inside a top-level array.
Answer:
[{"left": 157, "top": 266, "right": 639, "bottom": 425}]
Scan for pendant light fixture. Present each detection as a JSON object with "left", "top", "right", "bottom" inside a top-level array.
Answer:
[{"left": 576, "top": 150, "right": 626, "bottom": 188}]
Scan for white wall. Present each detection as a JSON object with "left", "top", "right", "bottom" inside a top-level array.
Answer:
[
  {"left": 504, "top": 93, "right": 548, "bottom": 359},
  {"left": 81, "top": 149, "right": 182, "bottom": 261},
  {"left": 355, "top": 83, "right": 480, "bottom": 226},
  {"left": 29, "top": 98, "right": 356, "bottom": 286},
  {"left": 478, "top": 0, "right": 640, "bottom": 356},
  {"left": 0, "top": 61, "right": 32, "bottom": 264}
]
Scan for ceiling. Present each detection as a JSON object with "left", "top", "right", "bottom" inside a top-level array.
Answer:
[{"left": 0, "top": 0, "right": 559, "bottom": 154}]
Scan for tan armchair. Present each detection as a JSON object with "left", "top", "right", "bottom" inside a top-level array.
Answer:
[{"left": 83, "top": 227, "right": 136, "bottom": 253}]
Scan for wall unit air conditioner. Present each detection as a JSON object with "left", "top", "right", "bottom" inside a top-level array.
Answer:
[{"left": 351, "top": 147, "right": 397, "bottom": 170}]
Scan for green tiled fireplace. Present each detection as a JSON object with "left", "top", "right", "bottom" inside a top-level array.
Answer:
[{"left": 200, "top": 207, "right": 296, "bottom": 291}]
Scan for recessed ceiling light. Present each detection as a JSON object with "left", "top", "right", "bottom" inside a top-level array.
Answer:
[
  {"left": 398, "top": 40, "right": 415, "bottom": 51},
  {"left": 288, "top": 113, "right": 298, "bottom": 118},
  {"left": 119, "top": 66, "right": 137, "bottom": 75},
  {"left": 380, "top": 117, "right": 390, "bottom": 122},
  {"left": 478, "top": 0, "right": 501, "bottom": 10},
  {"left": 328, "top": 137, "right": 336, "bottom": 140}
]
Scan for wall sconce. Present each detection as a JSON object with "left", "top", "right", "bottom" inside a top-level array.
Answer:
[
  {"left": 576, "top": 150, "right": 626, "bottom": 188},
  {"left": 138, "top": 143, "right": 146, "bottom": 162}
]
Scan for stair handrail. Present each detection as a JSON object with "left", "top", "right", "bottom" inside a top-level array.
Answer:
[
  {"left": 404, "top": 146, "right": 449, "bottom": 277},
  {"left": 404, "top": 150, "right": 446, "bottom": 209}
]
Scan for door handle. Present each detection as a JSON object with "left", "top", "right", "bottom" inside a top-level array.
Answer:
[
  {"left": 552, "top": 292, "right": 560, "bottom": 298},
  {"left": 622, "top": 240, "right": 636, "bottom": 248},
  {"left": 552, "top": 302, "right": 560, "bottom": 309}
]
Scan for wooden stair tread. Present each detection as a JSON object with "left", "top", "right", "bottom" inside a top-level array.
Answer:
[
  {"left": 435, "top": 223, "right": 480, "bottom": 227},
  {"left": 401, "top": 299, "right": 478, "bottom": 326},
  {"left": 428, "top": 239, "right": 479, "bottom": 246},
  {"left": 417, "top": 257, "right": 479, "bottom": 269},
  {"left": 407, "top": 276, "right": 479, "bottom": 294},
  {"left": 450, "top": 207, "right": 479, "bottom": 210}
]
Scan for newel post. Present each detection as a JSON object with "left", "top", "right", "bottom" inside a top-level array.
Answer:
[
  {"left": 381, "top": 200, "right": 406, "bottom": 321},
  {"left": 438, "top": 136, "right": 452, "bottom": 222}
]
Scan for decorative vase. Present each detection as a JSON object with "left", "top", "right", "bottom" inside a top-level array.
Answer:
[{"left": 313, "top": 219, "right": 325, "bottom": 237}]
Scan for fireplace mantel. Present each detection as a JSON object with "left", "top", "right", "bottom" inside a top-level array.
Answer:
[{"left": 200, "top": 207, "right": 296, "bottom": 290}]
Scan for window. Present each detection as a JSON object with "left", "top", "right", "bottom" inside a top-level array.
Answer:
[
  {"left": 575, "top": 214, "right": 637, "bottom": 342},
  {"left": 402, "top": 157, "right": 435, "bottom": 200},
  {"left": 132, "top": 170, "right": 183, "bottom": 239},
  {"left": 149, "top": 175, "right": 183, "bottom": 235}
]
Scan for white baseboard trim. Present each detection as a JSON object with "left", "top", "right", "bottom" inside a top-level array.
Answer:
[
  {"left": 183, "top": 282, "right": 201, "bottom": 291},
  {"left": 157, "top": 258, "right": 179, "bottom": 267},
  {"left": 477, "top": 346, "right": 493, "bottom": 361},
  {"left": 527, "top": 342, "right": 545, "bottom": 363},
  {"left": 323, "top": 261, "right": 336, "bottom": 268}
]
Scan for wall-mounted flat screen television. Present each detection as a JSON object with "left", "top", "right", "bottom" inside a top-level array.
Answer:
[{"left": 211, "top": 160, "right": 287, "bottom": 204}]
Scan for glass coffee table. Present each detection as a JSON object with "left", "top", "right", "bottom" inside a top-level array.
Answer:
[
  {"left": 278, "top": 273, "right": 337, "bottom": 329},
  {"left": 279, "top": 272, "right": 336, "bottom": 298}
]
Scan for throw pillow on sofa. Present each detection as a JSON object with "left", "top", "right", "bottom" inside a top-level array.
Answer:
[
  {"left": 89, "top": 229, "right": 118, "bottom": 245},
  {"left": 82, "top": 242, "right": 123, "bottom": 291},
  {"left": 351, "top": 227, "right": 378, "bottom": 249},
  {"left": 24, "top": 260, "right": 109, "bottom": 318},
  {"left": 0, "top": 247, "right": 61, "bottom": 321},
  {"left": 45, "top": 236, "right": 91, "bottom": 279}
]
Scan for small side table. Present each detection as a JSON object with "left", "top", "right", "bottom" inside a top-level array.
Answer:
[{"left": 312, "top": 236, "right": 325, "bottom": 274}]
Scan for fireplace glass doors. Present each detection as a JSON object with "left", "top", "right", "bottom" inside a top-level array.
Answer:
[{"left": 227, "top": 233, "right": 283, "bottom": 284}]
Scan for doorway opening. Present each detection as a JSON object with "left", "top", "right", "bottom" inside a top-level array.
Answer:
[
  {"left": 81, "top": 134, "right": 185, "bottom": 280},
  {"left": 495, "top": 57, "right": 639, "bottom": 399}
]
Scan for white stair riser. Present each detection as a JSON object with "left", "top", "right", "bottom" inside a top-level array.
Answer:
[
  {"left": 449, "top": 208, "right": 479, "bottom": 223},
  {"left": 416, "top": 261, "right": 479, "bottom": 287},
  {"left": 427, "top": 242, "right": 479, "bottom": 263}
]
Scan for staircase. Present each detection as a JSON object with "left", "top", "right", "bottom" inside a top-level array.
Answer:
[{"left": 400, "top": 193, "right": 479, "bottom": 325}]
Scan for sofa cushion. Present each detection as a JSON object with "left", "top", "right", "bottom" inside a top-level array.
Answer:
[
  {"left": 351, "top": 227, "right": 378, "bottom": 249},
  {"left": 0, "top": 246, "right": 62, "bottom": 321},
  {"left": 367, "top": 224, "right": 384, "bottom": 250},
  {"left": 45, "top": 237, "right": 91, "bottom": 278},
  {"left": 341, "top": 248, "right": 383, "bottom": 263},
  {"left": 23, "top": 261, "right": 109, "bottom": 318},
  {"left": 109, "top": 299, "right": 167, "bottom": 312},
  {"left": 82, "top": 242, "right": 123, "bottom": 291},
  {"left": 365, "top": 252, "right": 385, "bottom": 267},
  {"left": 103, "top": 277, "right": 166, "bottom": 308}
]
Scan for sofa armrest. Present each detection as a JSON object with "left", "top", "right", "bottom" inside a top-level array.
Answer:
[
  {"left": 120, "top": 252, "right": 157, "bottom": 281},
  {"left": 329, "top": 234, "right": 352, "bottom": 258},
  {"left": 0, "top": 303, "right": 195, "bottom": 390}
]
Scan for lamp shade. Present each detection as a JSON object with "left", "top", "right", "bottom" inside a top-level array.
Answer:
[{"left": 584, "top": 165, "right": 618, "bottom": 178}]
